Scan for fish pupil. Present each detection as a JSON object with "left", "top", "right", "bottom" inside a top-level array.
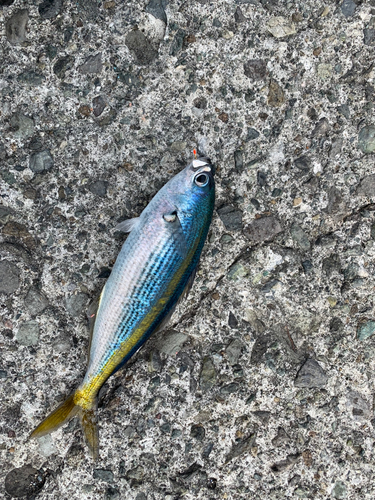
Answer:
[{"left": 195, "top": 173, "right": 208, "bottom": 186}]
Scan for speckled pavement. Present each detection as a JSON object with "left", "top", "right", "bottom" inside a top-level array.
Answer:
[{"left": 1, "top": 0, "right": 375, "bottom": 498}]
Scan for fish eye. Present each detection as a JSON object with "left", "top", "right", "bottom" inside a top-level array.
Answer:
[{"left": 194, "top": 173, "right": 209, "bottom": 187}]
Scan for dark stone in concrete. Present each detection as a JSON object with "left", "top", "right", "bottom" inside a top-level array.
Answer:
[
  {"left": 29, "top": 150, "right": 54, "bottom": 173},
  {"left": 5, "top": 465, "right": 45, "bottom": 498},
  {"left": 244, "top": 59, "right": 267, "bottom": 80},
  {"left": 39, "top": 0, "right": 63, "bottom": 19},
  {"left": 294, "top": 359, "right": 328, "bottom": 388},
  {"left": 244, "top": 216, "right": 283, "bottom": 244},
  {"left": 126, "top": 30, "right": 158, "bottom": 65},
  {"left": 0, "top": 260, "right": 20, "bottom": 294},
  {"left": 217, "top": 205, "right": 242, "bottom": 231},
  {"left": 5, "top": 9, "right": 28, "bottom": 45},
  {"left": 146, "top": 0, "right": 167, "bottom": 23}
]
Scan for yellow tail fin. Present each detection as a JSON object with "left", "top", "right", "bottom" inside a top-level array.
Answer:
[{"left": 29, "top": 394, "right": 99, "bottom": 459}]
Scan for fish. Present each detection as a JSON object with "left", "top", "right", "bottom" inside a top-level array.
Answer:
[{"left": 30, "top": 156, "right": 215, "bottom": 458}]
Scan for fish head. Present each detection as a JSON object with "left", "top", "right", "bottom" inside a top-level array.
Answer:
[{"left": 168, "top": 157, "right": 215, "bottom": 214}]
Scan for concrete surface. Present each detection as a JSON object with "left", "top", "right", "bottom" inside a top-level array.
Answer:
[{"left": 1, "top": 0, "right": 375, "bottom": 498}]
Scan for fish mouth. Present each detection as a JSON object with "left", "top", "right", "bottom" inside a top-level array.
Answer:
[{"left": 190, "top": 157, "right": 215, "bottom": 176}]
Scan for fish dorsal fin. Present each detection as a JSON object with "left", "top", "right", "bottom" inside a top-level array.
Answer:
[
  {"left": 114, "top": 217, "right": 140, "bottom": 233},
  {"left": 163, "top": 211, "right": 187, "bottom": 259}
]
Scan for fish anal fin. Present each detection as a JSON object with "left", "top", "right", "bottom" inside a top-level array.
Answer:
[{"left": 114, "top": 217, "right": 140, "bottom": 233}]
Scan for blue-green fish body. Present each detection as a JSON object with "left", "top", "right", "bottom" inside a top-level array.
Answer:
[{"left": 30, "top": 158, "right": 215, "bottom": 458}]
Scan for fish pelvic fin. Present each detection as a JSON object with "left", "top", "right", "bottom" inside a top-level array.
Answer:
[{"left": 29, "top": 392, "right": 99, "bottom": 460}]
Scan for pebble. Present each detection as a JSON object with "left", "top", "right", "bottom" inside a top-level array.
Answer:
[
  {"left": 135, "top": 493, "right": 147, "bottom": 500},
  {"left": 76, "top": 0, "right": 99, "bottom": 21},
  {"left": 294, "top": 359, "right": 327, "bottom": 388},
  {"left": 170, "top": 28, "right": 185, "bottom": 56},
  {"left": 271, "top": 427, "right": 291, "bottom": 447},
  {"left": 0, "top": 260, "right": 20, "bottom": 294},
  {"left": 155, "top": 330, "right": 188, "bottom": 355},
  {"left": 5, "top": 9, "right": 28, "bottom": 45},
  {"left": 200, "top": 356, "right": 216, "bottom": 391},
  {"left": 29, "top": 150, "right": 54, "bottom": 174},
  {"left": 228, "top": 311, "right": 238, "bottom": 328},
  {"left": 226, "top": 433, "right": 256, "bottom": 462},
  {"left": 125, "top": 29, "right": 158, "bottom": 65},
  {"left": 268, "top": 80, "right": 285, "bottom": 107},
  {"left": 89, "top": 180, "right": 108, "bottom": 197},
  {"left": 364, "top": 28, "right": 375, "bottom": 45},
  {"left": 227, "top": 262, "right": 248, "bottom": 280},
  {"left": 146, "top": 0, "right": 167, "bottom": 23},
  {"left": 290, "top": 223, "right": 310, "bottom": 251},
  {"left": 65, "top": 292, "right": 89, "bottom": 317},
  {"left": 330, "top": 137, "right": 343, "bottom": 158},
  {"left": 2, "top": 221, "right": 36, "bottom": 248},
  {"left": 0, "top": 206, "right": 14, "bottom": 223},
  {"left": 243, "top": 216, "right": 282, "bottom": 245},
  {"left": 38, "top": 0, "right": 63, "bottom": 19},
  {"left": 357, "top": 320, "right": 375, "bottom": 341},
  {"left": 53, "top": 56, "right": 75, "bottom": 79},
  {"left": 243, "top": 59, "right": 267, "bottom": 81},
  {"left": 10, "top": 113, "right": 34, "bottom": 140},
  {"left": 93, "top": 469, "right": 114, "bottom": 483},
  {"left": 358, "top": 126, "right": 375, "bottom": 153},
  {"left": 332, "top": 481, "right": 347, "bottom": 499},
  {"left": 93, "top": 96, "right": 106, "bottom": 117},
  {"left": 246, "top": 127, "right": 260, "bottom": 140},
  {"left": 5, "top": 465, "right": 45, "bottom": 498},
  {"left": 16, "top": 320, "right": 39, "bottom": 346},
  {"left": 190, "top": 424, "right": 205, "bottom": 441},
  {"left": 126, "top": 465, "right": 144, "bottom": 481},
  {"left": 294, "top": 155, "right": 311, "bottom": 174},
  {"left": 217, "top": 205, "right": 243, "bottom": 231},
  {"left": 271, "top": 453, "right": 300, "bottom": 473},
  {"left": 357, "top": 174, "right": 375, "bottom": 198},
  {"left": 311, "top": 117, "right": 330, "bottom": 137},
  {"left": 79, "top": 53, "right": 103, "bottom": 74},
  {"left": 326, "top": 187, "right": 347, "bottom": 216},
  {"left": 234, "top": 150, "right": 243, "bottom": 170},
  {"left": 24, "top": 287, "right": 48, "bottom": 315},
  {"left": 346, "top": 391, "right": 371, "bottom": 422},
  {"left": 267, "top": 17, "right": 296, "bottom": 38},
  {"left": 225, "top": 339, "right": 243, "bottom": 365},
  {"left": 234, "top": 6, "right": 246, "bottom": 23},
  {"left": 341, "top": 0, "right": 356, "bottom": 18},
  {"left": 220, "top": 382, "right": 239, "bottom": 395}
]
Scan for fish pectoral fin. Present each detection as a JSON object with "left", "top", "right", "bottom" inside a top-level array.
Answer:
[
  {"left": 163, "top": 211, "right": 188, "bottom": 259},
  {"left": 114, "top": 217, "right": 140, "bottom": 233},
  {"left": 29, "top": 394, "right": 79, "bottom": 439}
]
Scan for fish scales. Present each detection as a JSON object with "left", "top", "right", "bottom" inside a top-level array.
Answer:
[{"left": 30, "top": 157, "right": 215, "bottom": 458}]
